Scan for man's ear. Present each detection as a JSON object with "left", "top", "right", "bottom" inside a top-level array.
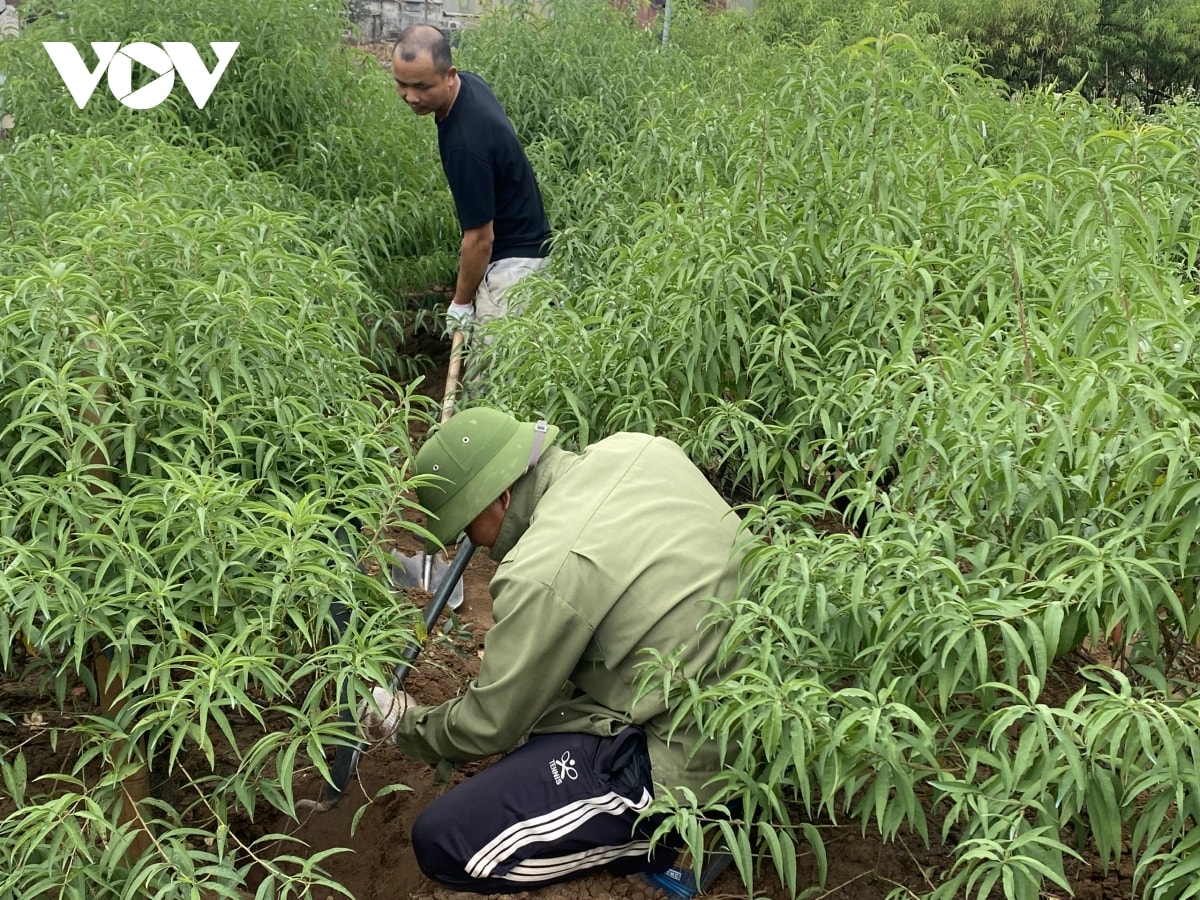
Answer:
[{"left": 499, "top": 488, "right": 513, "bottom": 511}]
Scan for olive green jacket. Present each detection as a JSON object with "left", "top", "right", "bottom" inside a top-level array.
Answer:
[{"left": 393, "top": 432, "right": 745, "bottom": 803}]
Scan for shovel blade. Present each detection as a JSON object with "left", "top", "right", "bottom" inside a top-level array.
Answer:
[{"left": 389, "top": 549, "right": 465, "bottom": 609}]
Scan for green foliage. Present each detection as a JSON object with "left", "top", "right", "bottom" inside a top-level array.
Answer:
[
  {"left": 6, "top": 0, "right": 395, "bottom": 195},
  {"left": 915, "top": 0, "right": 1200, "bottom": 104},
  {"left": 461, "top": 3, "right": 1200, "bottom": 896},
  {"left": 752, "top": 0, "right": 1200, "bottom": 105},
  {"left": 453, "top": 0, "right": 664, "bottom": 170},
  {"left": 919, "top": 0, "right": 1101, "bottom": 90},
  {"left": 4, "top": 0, "right": 1200, "bottom": 896},
  {"left": 1093, "top": 0, "right": 1200, "bottom": 105},
  {"left": 0, "top": 0, "right": 459, "bottom": 304},
  {"left": 0, "top": 133, "right": 438, "bottom": 897},
  {"left": 753, "top": 0, "right": 940, "bottom": 49}
]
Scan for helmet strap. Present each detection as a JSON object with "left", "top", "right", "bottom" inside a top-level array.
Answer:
[{"left": 526, "top": 420, "right": 549, "bottom": 473}]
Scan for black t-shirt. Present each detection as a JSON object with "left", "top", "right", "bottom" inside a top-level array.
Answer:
[{"left": 437, "top": 72, "right": 551, "bottom": 260}]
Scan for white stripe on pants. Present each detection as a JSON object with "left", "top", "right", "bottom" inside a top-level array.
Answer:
[{"left": 409, "top": 729, "right": 678, "bottom": 892}]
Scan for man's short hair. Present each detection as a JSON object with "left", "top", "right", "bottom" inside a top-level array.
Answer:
[{"left": 393, "top": 24, "right": 452, "bottom": 75}]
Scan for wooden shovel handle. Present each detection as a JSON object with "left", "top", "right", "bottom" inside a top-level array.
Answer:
[{"left": 440, "top": 328, "right": 466, "bottom": 424}]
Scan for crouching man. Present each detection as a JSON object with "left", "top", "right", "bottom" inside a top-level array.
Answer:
[{"left": 362, "top": 407, "right": 744, "bottom": 893}]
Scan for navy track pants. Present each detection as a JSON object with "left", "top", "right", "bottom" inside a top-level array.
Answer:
[{"left": 411, "top": 727, "right": 678, "bottom": 893}]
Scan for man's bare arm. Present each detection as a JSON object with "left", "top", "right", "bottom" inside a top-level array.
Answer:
[{"left": 451, "top": 221, "right": 495, "bottom": 310}]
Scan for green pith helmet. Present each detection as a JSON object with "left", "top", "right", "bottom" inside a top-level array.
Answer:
[{"left": 415, "top": 408, "right": 559, "bottom": 546}]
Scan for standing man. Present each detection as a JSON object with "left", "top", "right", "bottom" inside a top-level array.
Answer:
[
  {"left": 392, "top": 24, "right": 551, "bottom": 333},
  {"left": 361, "top": 407, "right": 744, "bottom": 893}
]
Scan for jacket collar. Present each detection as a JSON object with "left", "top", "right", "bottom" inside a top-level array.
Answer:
[{"left": 490, "top": 445, "right": 576, "bottom": 561}]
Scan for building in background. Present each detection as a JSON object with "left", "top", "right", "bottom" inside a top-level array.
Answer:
[{"left": 348, "top": 0, "right": 471, "bottom": 42}]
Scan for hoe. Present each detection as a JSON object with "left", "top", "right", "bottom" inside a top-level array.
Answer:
[{"left": 300, "top": 329, "right": 472, "bottom": 813}]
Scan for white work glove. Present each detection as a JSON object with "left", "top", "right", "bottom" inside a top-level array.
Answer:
[
  {"left": 446, "top": 301, "right": 475, "bottom": 330},
  {"left": 358, "top": 684, "right": 414, "bottom": 743}
]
